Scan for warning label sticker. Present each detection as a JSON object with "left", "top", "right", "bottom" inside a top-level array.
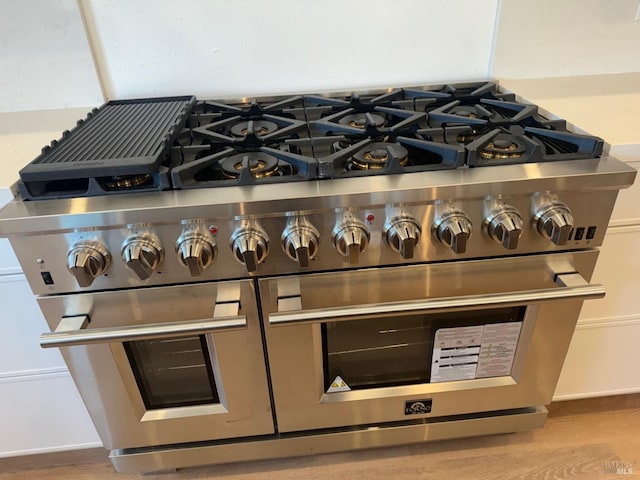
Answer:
[
  {"left": 430, "top": 322, "right": 522, "bottom": 383},
  {"left": 475, "top": 322, "right": 522, "bottom": 378},
  {"left": 326, "top": 375, "right": 351, "bottom": 393}
]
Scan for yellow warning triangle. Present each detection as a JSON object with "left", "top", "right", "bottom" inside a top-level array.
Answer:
[{"left": 327, "top": 375, "right": 351, "bottom": 393}]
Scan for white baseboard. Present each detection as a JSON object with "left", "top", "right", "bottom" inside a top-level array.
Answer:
[
  {"left": 576, "top": 313, "right": 640, "bottom": 330},
  {"left": 553, "top": 386, "right": 640, "bottom": 402},
  {"left": 0, "top": 367, "right": 68, "bottom": 383},
  {"left": 0, "top": 370, "right": 101, "bottom": 458},
  {"left": 0, "top": 442, "right": 103, "bottom": 459}
]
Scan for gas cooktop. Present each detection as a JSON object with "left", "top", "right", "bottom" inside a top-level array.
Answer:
[{"left": 16, "top": 81, "right": 604, "bottom": 200}]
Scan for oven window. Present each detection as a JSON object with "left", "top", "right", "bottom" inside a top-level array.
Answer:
[
  {"left": 124, "top": 335, "right": 219, "bottom": 409},
  {"left": 322, "top": 307, "right": 525, "bottom": 391}
]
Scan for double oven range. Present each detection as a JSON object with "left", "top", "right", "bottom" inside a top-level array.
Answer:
[{"left": 0, "top": 82, "right": 635, "bottom": 473}]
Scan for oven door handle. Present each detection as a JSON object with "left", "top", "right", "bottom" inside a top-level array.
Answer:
[
  {"left": 40, "top": 315, "right": 247, "bottom": 349},
  {"left": 268, "top": 272, "right": 604, "bottom": 326}
]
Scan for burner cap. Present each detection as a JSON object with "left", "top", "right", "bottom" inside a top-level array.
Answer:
[
  {"left": 350, "top": 142, "right": 409, "bottom": 170},
  {"left": 479, "top": 135, "right": 527, "bottom": 160},
  {"left": 220, "top": 152, "right": 280, "bottom": 179},
  {"left": 451, "top": 107, "right": 478, "bottom": 119},
  {"left": 339, "top": 112, "right": 386, "bottom": 129},
  {"left": 230, "top": 120, "right": 279, "bottom": 138},
  {"left": 102, "top": 174, "right": 152, "bottom": 189}
]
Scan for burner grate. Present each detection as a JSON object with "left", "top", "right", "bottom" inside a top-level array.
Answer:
[{"left": 171, "top": 142, "right": 317, "bottom": 188}]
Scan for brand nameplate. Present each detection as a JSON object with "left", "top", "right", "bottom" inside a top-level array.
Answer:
[{"left": 404, "top": 399, "right": 433, "bottom": 415}]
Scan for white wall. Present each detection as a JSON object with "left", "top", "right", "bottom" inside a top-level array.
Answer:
[
  {"left": 493, "top": 0, "right": 640, "bottom": 79},
  {"left": 80, "top": 0, "right": 499, "bottom": 100},
  {"left": 3, "top": 0, "right": 639, "bottom": 112},
  {"left": 0, "top": 0, "right": 103, "bottom": 113}
]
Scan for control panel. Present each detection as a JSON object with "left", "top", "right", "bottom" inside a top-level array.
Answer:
[{"left": 13, "top": 188, "right": 617, "bottom": 294}]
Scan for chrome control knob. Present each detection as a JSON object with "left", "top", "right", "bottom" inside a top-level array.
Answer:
[
  {"left": 384, "top": 215, "right": 421, "bottom": 259},
  {"left": 434, "top": 210, "right": 472, "bottom": 254},
  {"left": 281, "top": 219, "right": 320, "bottom": 268},
  {"left": 121, "top": 233, "right": 164, "bottom": 280},
  {"left": 332, "top": 218, "right": 370, "bottom": 265},
  {"left": 535, "top": 202, "right": 574, "bottom": 246},
  {"left": 67, "top": 241, "right": 111, "bottom": 287},
  {"left": 231, "top": 226, "right": 269, "bottom": 273},
  {"left": 485, "top": 206, "right": 524, "bottom": 250},
  {"left": 176, "top": 231, "right": 216, "bottom": 277}
]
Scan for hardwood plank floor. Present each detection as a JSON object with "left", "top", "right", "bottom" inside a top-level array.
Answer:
[{"left": 1, "top": 394, "right": 638, "bottom": 479}]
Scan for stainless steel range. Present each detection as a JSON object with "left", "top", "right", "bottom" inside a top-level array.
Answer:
[{"left": 0, "top": 82, "right": 635, "bottom": 473}]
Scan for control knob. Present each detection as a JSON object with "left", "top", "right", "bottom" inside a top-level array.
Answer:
[
  {"left": 281, "top": 219, "right": 320, "bottom": 268},
  {"left": 121, "top": 233, "right": 164, "bottom": 280},
  {"left": 67, "top": 241, "right": 112, "bottom": 287},
  {"left": 176, "top": 230, "right": 216, "bottom": 277},
  {"left": 434, "top": 210, "right": 472, "bottom": 254},
  {"left": 231, "top": 226, "right": 269, "bottom": 273},
  {"left": 332, "top": 217, "right": 370, "bottom": 265},
  {"left": 534, "top": 201, "right": 574, "bottom": 246},
  {"left": 485, "top": 206, "right": 524, "bottom": 250},
  {"left": 384, "top": 215, "right": 421, "bottom": 259}
]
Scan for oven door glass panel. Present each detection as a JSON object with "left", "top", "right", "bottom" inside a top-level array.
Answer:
[
  {"left": 124, "top": 335, "right": 219, "bottom": 409},
  {"left": 322, "top": 306, "right": 525, "bottom": 391}
]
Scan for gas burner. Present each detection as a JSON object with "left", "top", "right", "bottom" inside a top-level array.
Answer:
[
  {"left": 466, "top": 126, "right": 604, "bottom": 167},
  {"left": 220, "top": 152, "right": 280, "bottom": 179},
  {"left": 349, "top": 142, "right": 409, "bottom": 171},
  {"left": 303, "top": 91, "right": 413, "bottom": 123},
  {"left": 330, "top": 134, "right": 391, "bottom": 153},
  {"left": 193, "top": 114, "right": 308, "bottom": 147},
  {"left": 451, "top": 109, "right": 476, "bottom": 119},
  {"left": 479, "top": 136, "right": 527, "bottom": 160},
  {"left": 171, "top": 142, "right": 317, "bottom": 188},
  {"left": 311, "top": 106, "right": 423, "bottom": 139},
  {"left": 315, "top": 136, "right": 463, "bottom": 178},
  {"left": 427, "top": 99, "right": 541, "bottom": 128},
  {"left": 186, "top": 96, "right": 307, "bottom": 128},
  {"left": 400, "top": 82, "right": 517, "bottom": 111},
  {"left": 101, "top": 174, "right": 153, "bottom": 189},
  {"left": 427, "top": 101, "right": 494, "bottom": 127},
  {"left": 339, "top": 112, "right": 387, "bottom": 129},
  {"left": 230, "top": 120, "right": 280, "bottom": 138}
]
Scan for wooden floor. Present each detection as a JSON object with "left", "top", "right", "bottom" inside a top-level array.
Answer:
[{"left": 1, "top": 394, "right": 638, "bottom": 479}]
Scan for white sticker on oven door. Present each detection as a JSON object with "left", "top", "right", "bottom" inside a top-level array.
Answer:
[
  {"left": 430, "top": 326, "right": 484, "bottom": 383},
  {"left": 475, "top": 322, "right": 522, "bottom": 378},
  {"left": 430, "top": 322, "right": 523, "bottom": 383},
  {"left": 326, "top": 376, "right": 351, "bottom": 393}
]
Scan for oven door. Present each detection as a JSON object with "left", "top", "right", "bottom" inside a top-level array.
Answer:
[
  {"left": 260, "top": 250, "right": 602, "bottom": 433},
  {"left": 37, "top": 280, "right": 274, "bottom": 449}
]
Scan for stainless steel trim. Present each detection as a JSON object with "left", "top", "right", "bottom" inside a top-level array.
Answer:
[
  {"left": 269, "top": 272, "right": 604, "bottom": 326},
  {"left": 109, "top": 406, "right": 548, "bottom": 473},
  {"left": 40, "top": 315, "right": 246, "bottom": 348},
  {"left": 0, "top": 157, "right": 634, "bottom": 236}
]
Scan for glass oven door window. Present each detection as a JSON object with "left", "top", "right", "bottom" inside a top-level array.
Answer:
[
  {"left": 322, "top": 306, "right": 525, "bottom": 391},
  {"left": 124, "top": 335, "right": 219, "bottom": 409}
]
